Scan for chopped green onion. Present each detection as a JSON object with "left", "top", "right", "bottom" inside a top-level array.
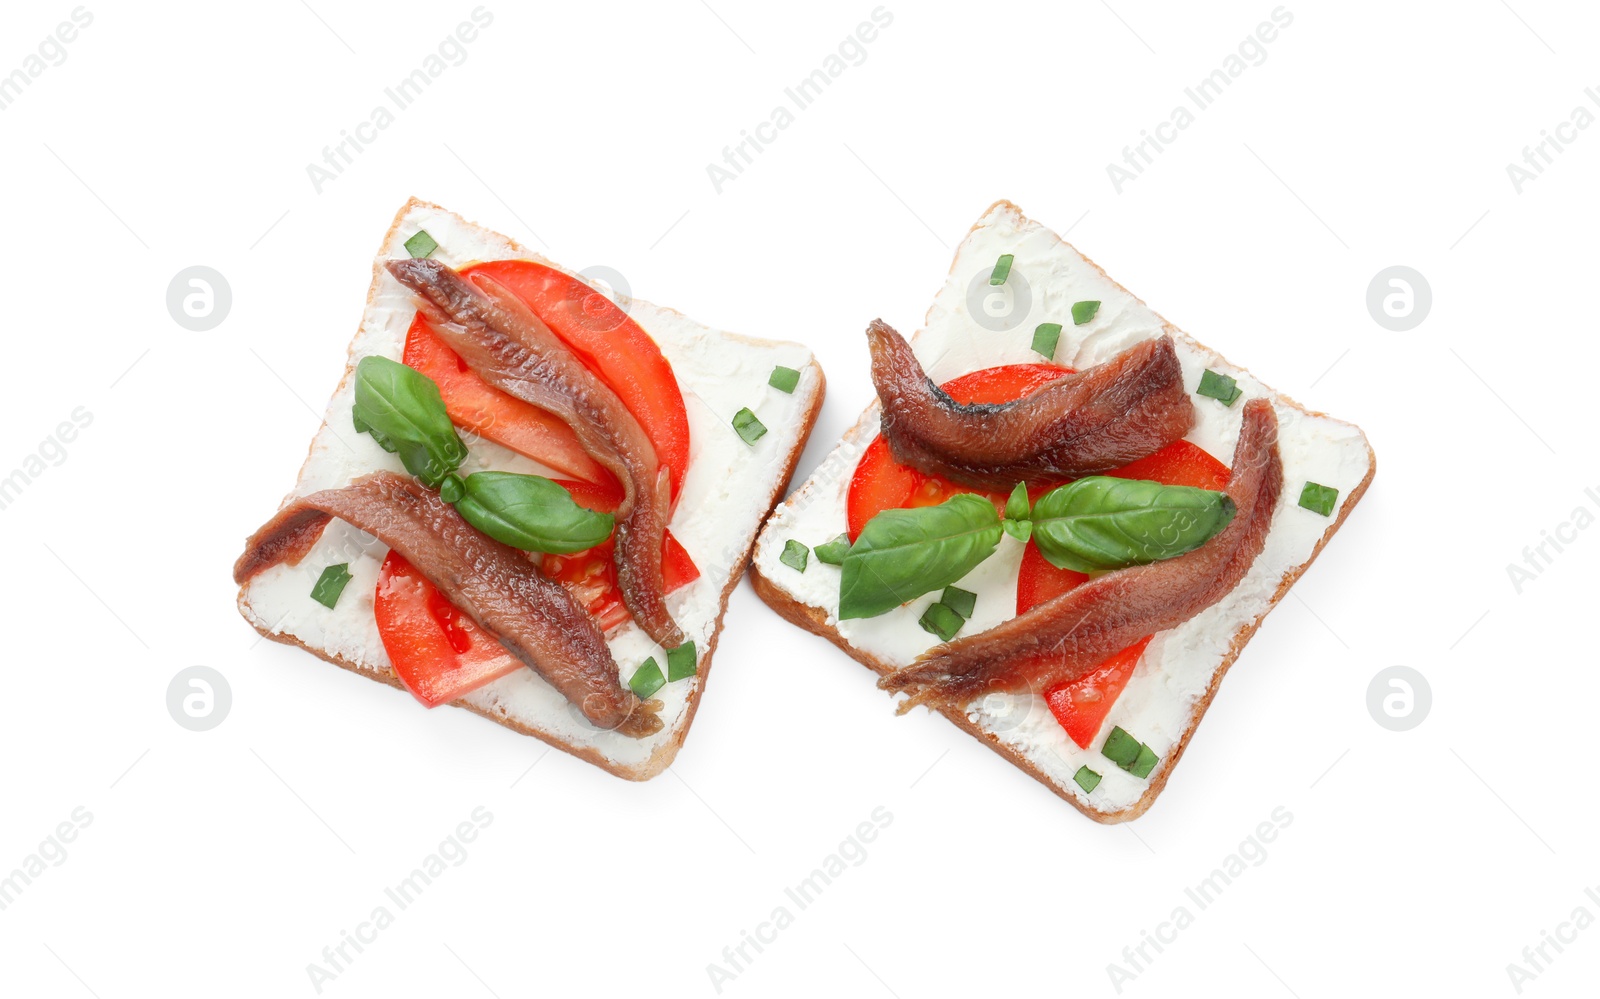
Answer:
[
  {"left": 918, "top": 600, "right": 964, "bottom": 643},
  {"left": 310, "top": 563, "right": 354, "bottom": 609},
  {"left": 779, "top": 539, "right": 809, "bottom": 572},
  {"left": 814, "top": 533, "right": 851, "bottom": 565},
  {"left": 667, "top": 640, "right": 698, "bottom": 681},
  {"left": 1072, "top": 300, "right": 1101, "bottom": 325},
  {"left": 629, "top": 658, "right": 666, "bottom": 699},
  {"left": 1102, "top": 725, "right": 1160, "bottom": 779},
  {"left": 1031, "top": 322, "right": 1062, "bottom": 358},
  {"left": 1128, "top": 744, "right": 1160, "bottom": 779},
  {"left": 404, "top": 230, "right": 438, "bottom": 259},
  {"left": 989, "top": 254, "right": 1014, "bottom": 285},
  {"left": 1101, "top": 726, "right": 1142, "bottom": 768},
  {"left": 768, "top": 365, "right": 801, "bottom": 393},
  {"left": 732, "top": 407, "right": 767, "bottom": 445},
  {"left": 940, "top": 585, "right": 977, "bottom": 619},
  {"left": 1196, "top": 368, "right": 1243, "bottom": 406},
  {"left": 1299, "top": 482, "right": 1339, "bottom": 516},
  {"left": 1073, "top": 766, "right": 1103, "bottom": 793}
]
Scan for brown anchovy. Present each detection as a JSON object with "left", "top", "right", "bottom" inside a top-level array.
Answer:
[
  {"left": 386, "top": 258, "right": 684, "bottom": 648},
  {"left": 879, "top": 398, "right": 1283, "bottom": 713},
  {"left": 867, "top": 320, "right": 1196, "bottom": 490},
  {"left": 234, "top": 472, "right": 662, "bottom": 738}
]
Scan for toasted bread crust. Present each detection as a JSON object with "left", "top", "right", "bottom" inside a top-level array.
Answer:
[
  {"left": 237, "top": 198, "right": 827, "bottom": 781},
  {"left": 751, "top": 200, "right": 1377, "bottom": 820}
]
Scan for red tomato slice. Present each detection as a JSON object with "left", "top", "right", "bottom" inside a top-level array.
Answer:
[
  {"left": 375, "top": 551, "right": 523, "bottom": 708},
  {"left": 540, "top": 534, "right": 701, "bottom": 634},
  {"left": 462, "top": 260, "right": 691, "bottom": 501},
  {"left": 1044, "top": 637, "right": 1154, "bottom": 749},
  {"left": 403, "top": 314, "right": 617, "bottom": 489},
  {"left": 538, "top": 476, "right": 702, "bottom": 633},
  {"left": 375, "top": 513, "right": 701, "bottom": 708},
  {"left": 845, "top": 363, "right": 1074, "bottom": 539},
  {"left": 1104, "top": 438, "right": 1231, "bottom": 492}
]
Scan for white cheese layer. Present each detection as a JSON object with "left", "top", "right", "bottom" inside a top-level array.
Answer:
[
  {"left": 240, "top": 203, "right": 818, "bottom": 770},
  {"left": 752, "top": 202, "right": 1371, "bottom": 814}
]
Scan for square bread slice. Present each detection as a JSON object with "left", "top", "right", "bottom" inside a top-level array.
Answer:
[
  {"left": 749, "top": 200, "right": 1374, "bottom": 822},
  {"left": 237, "top": 198, "right": 825, "bottom": 780}
]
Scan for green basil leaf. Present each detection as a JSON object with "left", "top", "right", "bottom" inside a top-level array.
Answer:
[
  {"left": 1030, "top": 476, "right": 1235, "bottom": 572},
  {"left": 352, "top": 356, "right": 467, "bottom": 488},
  {"left": 1002, "top": 518, "right": 1033, "bottom": 544},
  {"left": 839, "top": 493, "right": 1002, "bottom": 620},
  {"left": 1004, "top": 482, "right": 1031, "bottom": 521},
  {"left": 454, "top": 471, "right": 614, "bottom": 554}
]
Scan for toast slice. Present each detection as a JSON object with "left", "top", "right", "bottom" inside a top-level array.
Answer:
[
  {"left": 237, "top": 198, "right": 825, "bottom": 780},
  {"left": 750, "top": 200, "right": 1374, "bottom": 822}
]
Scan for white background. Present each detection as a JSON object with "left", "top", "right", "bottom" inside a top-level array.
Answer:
[{"left": 2, "top": 1, "right": 1597, "bottom": 996}]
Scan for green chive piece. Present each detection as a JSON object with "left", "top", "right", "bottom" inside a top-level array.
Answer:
[
  {"left": 989, "top": 254, "right": 1014, "bottom": 285},
  {"left": 1073, "top": 766, "right": 1103, "bottom": 793},
  {"left": 310, "top": 563, "right": 354, "bottom": 609},
  {"left": 1197, "top": 369, "right": 1243, "bottom": 406},
  {"left": 918, "top": 601, "right": 964, "bottom": 643},
  {"left": 1031, "top": 322, "right": 1063, "bottom": 358},
  {"left": 1128, "top": 744, "right": 1160, "bottom": 779},
  {"left": 404, "top": 230, "right": 438, "bottom": 259},
  {"left": 814, "top": 533, "right": 851, "bottom": 565},
  {"left": 629, "top": 658, "right": 666, "bottom": 700},
  {"left": 1101, "top": 726, "right": 1142, "bottom": 768},
  {"left": 1072, "top": 300, "right": 1101, "bottom": 325},
  {"left": 940, "top": 585, "right": 977, "bottom": 619},
  {"left": 1298, "top": 482, "right": 1340, "bottom": 517},
  {"left": 780, "top": 539, "right": 809, "bottom": 572},
  {"left": 768, "top": 365, "right": 801, "bottom": 393},
  {"left": 732, "top": 407, "right": 767, "bottom": 445},
  {"left": 666, "top": 640, "right": 698, "bottom": 681}
]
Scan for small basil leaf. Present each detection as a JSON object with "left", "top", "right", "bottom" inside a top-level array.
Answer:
[
  {"left": 1004, "top": 482, "right": 1031, "bottom": 522},
  {"left": 454, "top": 471, "right": 614, "bottom": 554},
  {"left": 1030, "top": 476, "right": 1235, "bottom": 572},
  {"left": 839, "top": 494, "right": 1002, "bottom": 620},
  {"left": 1002, "top": 518, "right": 1033, "bottom": 544},
  {"left": 352, "top": 355, "right": 467, "bottom": 488}
]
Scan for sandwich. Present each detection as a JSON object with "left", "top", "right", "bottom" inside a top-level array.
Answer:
[
  {"left": 750, "top": 200, "right": 1374, "bottom": 821},
  {"left": 234, "top": 198, "right": 825, "bottom": 780}
]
